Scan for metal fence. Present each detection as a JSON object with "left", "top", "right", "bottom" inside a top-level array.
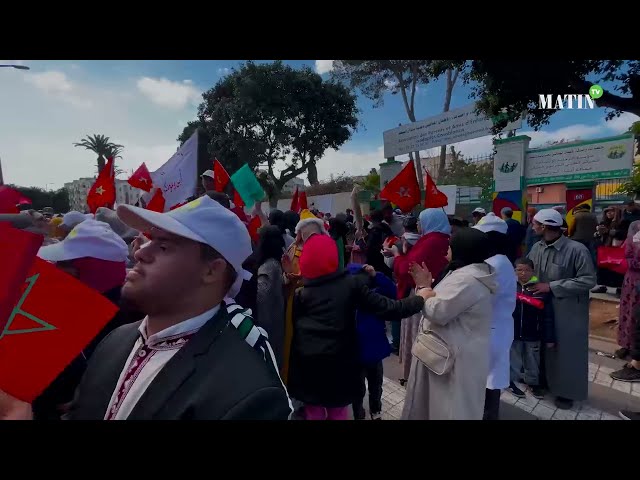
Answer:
[{"left": 464, "top": 152, "right": 494, "bottom": 165}]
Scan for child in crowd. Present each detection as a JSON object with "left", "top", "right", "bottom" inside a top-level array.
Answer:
[
  {"left": 346, "top": 263, "right": 397, "bottom": 420},
  {"left": 509, "top": 257, "right": 555, "bottom": 399}
]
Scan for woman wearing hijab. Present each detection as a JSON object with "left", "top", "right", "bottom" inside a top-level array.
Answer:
[
  {"left": 401, "top": 228, "right": 497, "bottom": 420},
  {"left": 593, "top": 207, "right": 625, "bottom": 295},
  {"left": 473, "top": 213, "right": 517, "bottom": 420},
  {"left": 393, "top": 208, "right": 451, "bottom": 384},
  {"left": 616, "top": 221, "right": 640, "bottom": 360},
  {"left": 32, "top": 219, "right": 143, "bottom": 419}
]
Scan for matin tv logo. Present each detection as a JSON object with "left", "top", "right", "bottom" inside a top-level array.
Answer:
[{"left": 538, "top": 84, "right": 603, "bottom": 110}]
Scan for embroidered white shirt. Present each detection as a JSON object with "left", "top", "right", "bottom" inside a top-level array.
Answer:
[{"left": 104, "top": 304, "right": 220, "bottom": 420}]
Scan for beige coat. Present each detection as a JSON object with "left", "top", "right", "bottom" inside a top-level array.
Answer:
[{"left": 401, "top": 263, "right": 496, "bottom": 420}]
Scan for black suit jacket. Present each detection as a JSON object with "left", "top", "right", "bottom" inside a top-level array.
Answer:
[{"left": 67, "top": 307, "right": 292, "bottom": 420}]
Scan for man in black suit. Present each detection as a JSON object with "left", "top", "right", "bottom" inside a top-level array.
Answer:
[{"left": 0, "top": 196, "right": 292, "bottom": 420}]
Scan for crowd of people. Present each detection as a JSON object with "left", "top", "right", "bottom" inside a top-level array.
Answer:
[{"left": 1, "top": 178, "right": 639, "bottom": 421}]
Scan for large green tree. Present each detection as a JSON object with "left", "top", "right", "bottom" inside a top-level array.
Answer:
[
  {"left": 8, "top": 185, "right": 70, "bottom": 212},
  {"left": 177, "top": 61, "right": 358, "bottom": 202},
  {"left": 331, "top": 60, "right": 465, "bottom": 184},
  {"left": 468, "top": 60, "right": 640, "bottom": 131},
  {"left": 73, "top": 134, "right": 124, "bottom": 173},
  {"left": 437, "top": 147, "right": 494, "bottom": 204}
]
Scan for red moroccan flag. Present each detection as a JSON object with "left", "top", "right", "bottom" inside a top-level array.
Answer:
[
  {"left": 128, "top": 162, "right": 153, "bottom": 192},
  {"left": 424, "top": 170, "right": 449, "bottom": 209},
  {"left": 0, "top": 224, "right": 43, "bottom": 334},
  {"left": 233, "top": 189, "right": 245, "bottom": 209},
  {"left": 213, "top": 159, "right": 231, "bottom": 193},
  {"left": 247, "top": 215, "right": 262, "bottom": 243},
  {"left": 87, "top": 157, "right": 116, "bottom": 214},
  {"left": 299, "top": 190, "right": 308, "bottom": 211},
  {"left": 0, "top": 258, "right": 119, "bottom": 402},
  {"left": 290, "top": 187, "right": 299, "bottom": 212},
  {"left": 379, "top": 161, "right": 421, "bottom": 213},
  {"left": 146, "top": 188, "right": 166, "bottom": 213}
]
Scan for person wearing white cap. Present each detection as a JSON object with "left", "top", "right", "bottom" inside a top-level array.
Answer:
[
  {"left": 472, "top": 207, "right": 486, "bottom": 226},
  {"left": 0, "top": 196, "right": 292, "bottom": 421},
  {"left": 201, "top": 169, "right": 215, "bottom": 192},
  {"left": 473, "top": 213, "right": 517, "bottom": 420},
  {"left": 527, "top": 208, "right": 595, "bottom": 410}
]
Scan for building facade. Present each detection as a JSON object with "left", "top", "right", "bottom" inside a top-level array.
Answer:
[{"left": 64, "top": 177, "right": 145, "bottom": 212}]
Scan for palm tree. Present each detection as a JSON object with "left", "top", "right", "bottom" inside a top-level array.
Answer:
[{"left": 73, "top": 134, "right": 124, "bottom": 173}]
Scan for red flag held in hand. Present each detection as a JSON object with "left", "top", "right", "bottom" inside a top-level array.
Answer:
[
  {"left": 0, "top": 258, "right": 119, "bottom": 402},
  {"left": 290, "top": 187, "right": 299, "bottom": 212},
  {"left": 128, "top": 163, "right": 153, "bottom": 192},
  {"left": 299, "top": 190, "right": 308, "bottom": 211},
  {"left": 379, "top": 161, "right": 421, "bottom": 213},
  {"left": 87, "top": 157, "right": 116, "bottom": 214},
  {"left": 424, "top": 170, "right": 448, "bottom": 208},
  {"left": 146, "top": 188, "right": 166, "bottom": 212},
  {"left": 247, "top": 215, "right": 261, "bottom": 243},
  {"left": 213, "top": 159, "right": 230, "bottom": 193}
]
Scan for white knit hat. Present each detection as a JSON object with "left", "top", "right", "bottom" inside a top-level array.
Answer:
[{"left": 473, "top": 212, "right": 508, "bottom": 234}]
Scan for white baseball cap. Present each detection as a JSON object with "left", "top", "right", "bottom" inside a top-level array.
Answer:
[
  {"left": 533, "top": 209, "right": 564, "bottom": 227},
  {"left": 116, "top": 195, "right": 253, "bottom": 297},
  {"left": 473, "top": 212, "right": 508, "bottom": 234},
  {"left": 38, "top": 219, "right": 129, "bottom": 263},
  {"left": 201, "top": 170, "right": 215, "bottom": 179},
  {"left": 473, "top": 207, "right": 486, "bottom": 215},
  {"left": 61, "top": 210, "right": 88, "bottom": 230}
]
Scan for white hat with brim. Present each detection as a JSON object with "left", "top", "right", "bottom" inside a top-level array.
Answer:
[
  {"left": 472, "top": 212, "right": 508, "bottom": 234},
  {"left": 61, "top": 210, "right": 88, "bottom": 230},
  {"left": 533, "top": 209, "right": 564, "bottom": 227},
  {"left": 472, "top": 207, "right": 486, "bottom": 215},
  {"left": 38, "top": 219, "right": 129, "bottom": 263},
  {"left": 201, "top": 170, "right": 215, "bottom": 179},
  {"left": 116, "top": 195, "right": 252, "bottom": 298}
]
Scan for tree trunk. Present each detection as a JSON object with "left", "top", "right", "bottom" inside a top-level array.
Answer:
[
  {"left": 438, "top": 69, "right": 458, "bottom": 180},
  {"left": 307, "top": 161, "right": 319, "bottom": 185},
  {"left": 269, "top": 191, "right": 279, "bottom": 208},
  {"left": 96, "top": 155, "right": 106, "bottom": 174}
]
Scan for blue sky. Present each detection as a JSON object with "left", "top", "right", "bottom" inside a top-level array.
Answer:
[{"left": 0, "top": 59, "right": 637, "bottom": 190}]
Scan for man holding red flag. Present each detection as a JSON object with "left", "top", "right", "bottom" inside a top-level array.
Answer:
[
  {"left": 87, "top": 157, "right": 116, "bottom": 214},
  {"left": 0, "top": 196, "right": 292, "bottom": 420}
]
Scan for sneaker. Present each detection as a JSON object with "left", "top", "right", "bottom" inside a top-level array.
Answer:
[
  {"left": 371, "top": 411, "right": 382, "bottom": 420},
  {"left": 610, "top": 365, "right": 640, "bottom": 382},
  {"left": 615, "top": 348, "right": 630, "bottom": 360},
  {"left": 555, "top": 397, "right": 574, "bottom": 410},
  {"left": 507, "top": 382, "right": 526, "bottom": 398},
  {"left": 530, "top": 386, "right": 545, "bottom": 399},
  {"left": 619, "top": 410, "right": 640, "bottom": 420},
  {"left": 591, "top": 285, "right": 607, "bottom": 294}
]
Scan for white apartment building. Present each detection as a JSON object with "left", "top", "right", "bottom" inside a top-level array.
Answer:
[{"left": 64, "top": 177, "right": 145, "bottom": 212}]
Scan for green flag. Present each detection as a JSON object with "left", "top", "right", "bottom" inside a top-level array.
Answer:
[{"left": 230, "top": 164, "right": 266, "bottom": 208}]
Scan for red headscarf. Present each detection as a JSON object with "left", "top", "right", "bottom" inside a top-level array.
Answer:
[{"left": 299, "top": 234, "right": 339, "bottom": 279}]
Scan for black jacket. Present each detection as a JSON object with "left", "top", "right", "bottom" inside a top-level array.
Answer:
[
  {"left": 289, "top": 269, "right": 423, "bottom": 407},
  {"left": 513, "top": 280, "right": 555, "bottom": 343},
  {"left": 67, "top": 303, "right": 292, "bottom": 420},
  {"left": 505, "top": 218, "right": 526, "bottom": 264}
]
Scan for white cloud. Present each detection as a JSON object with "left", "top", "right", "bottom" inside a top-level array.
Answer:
[
  {"left": 313, "top": 146, "right": 386, "bottom": 182},
  {"left": 217, "top": 67, "right": 231, "bottom": 75},
  {"left": 24, "top": 70, "right": 93, "bottom": 109},
  {"left": 315, "top": 60, "right": 334, "bottom": 75},
  {"left": 26, "top": 70, "right": 73, "bottom": 94},
  {"left": 136, "top": 77, "right": 201, "bottom": 109}
]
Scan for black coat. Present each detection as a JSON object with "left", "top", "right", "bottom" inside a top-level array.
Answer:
[
  {"left": 366, "top": 223, "right": 394, "bottom": 277},
  {"left": 67, "top": 304, "right": 291, "bottom": 420},
  {"left": 513, "top": 282, "right": 555, "bottom": 343},
  {"left": 288, "top": 270, "right": 423, "bottom": 407}
]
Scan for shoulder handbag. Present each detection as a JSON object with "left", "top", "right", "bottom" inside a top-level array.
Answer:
[{"left": 411, "top": 329, "right": 455, "bottom": 376}]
